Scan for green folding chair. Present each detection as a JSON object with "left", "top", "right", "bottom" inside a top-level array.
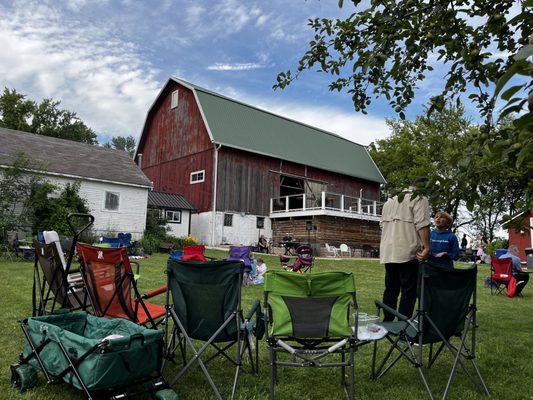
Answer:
[
  {"left": 264, "top": 271, "right": 360, "bottom": 400},
  {"left": 372, "top": 262, "right": 490, "bottom": 400},
  {"left": 163, "top": 259, "right": 263, "bottom": 400}
]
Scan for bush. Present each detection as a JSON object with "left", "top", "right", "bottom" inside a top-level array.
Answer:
[{"left": 485, "top": 239, "right": 509, "bottom": 257}]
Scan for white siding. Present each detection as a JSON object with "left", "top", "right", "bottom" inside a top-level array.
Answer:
[
  {"left": 191, "top": 211, "right": 272, "bottom": 246},
  {"left": 166, "top": 210, "right": 191, "bottom": 238},
  {"left": 45, "top": 176, "right": 148, "bottom": 239}
]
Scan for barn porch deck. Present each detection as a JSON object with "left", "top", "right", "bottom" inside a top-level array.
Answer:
[{"left": 269, "top": 192, "right": 382, "bottom": 222}]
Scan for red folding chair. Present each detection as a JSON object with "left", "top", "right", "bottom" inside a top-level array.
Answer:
[
  {"left": 76, "top": 244, "right": 166, "bottom": 328},
  {"left": 490, "top": 258, "right": 513, "bottom": 296},
  {"left": 181, "top": 245, "right": 208, "bottom": 261}
]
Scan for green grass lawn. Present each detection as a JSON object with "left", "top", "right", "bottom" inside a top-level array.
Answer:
[{"left": 1, "top": 250, "right": 532, "bottom": 400}]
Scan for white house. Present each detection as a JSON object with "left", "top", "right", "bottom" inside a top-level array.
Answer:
[
  {"left": 147, "top": 191, "right": 195, "bottom": 238},
  {"left": 0, "top": 127, "right": 152, "bottom": 239}
]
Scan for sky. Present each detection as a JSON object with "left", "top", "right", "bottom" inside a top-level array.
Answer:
[{"left": 0, "top": 0, "right": 489, "bottom": 147}]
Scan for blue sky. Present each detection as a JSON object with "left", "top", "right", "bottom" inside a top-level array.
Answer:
[{"left": 0, "top": 0, "right": 489, "bottom": 146}]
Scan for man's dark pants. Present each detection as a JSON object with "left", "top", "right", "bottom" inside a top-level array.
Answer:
[{"left": 382, "top": 259, "right": 419, "bottom": 322}]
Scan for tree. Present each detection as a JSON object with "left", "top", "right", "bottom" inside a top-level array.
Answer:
[
  {"left": 275, "top": 1, "right": 533, "bottom": 208},
  {"left": 0, "top": 88, "right": 97, "bottom": 144},
  {"left": 103, "top": 135, "right": 137, "bottom": 157},
  {"left": 369, "top": 105, "right": 474, "bottom": 219},
  {"left": 368, "top": 107, "right": 525, "bottom": 239},
  {"left": 0, "top": 152, "right": 46, "bottom": 238},
  {"left": 29, "top": 181, "right": 89, "bottom": 236},
  {"left": 0, "top": 88, "right": 33, "bottom": 132}
]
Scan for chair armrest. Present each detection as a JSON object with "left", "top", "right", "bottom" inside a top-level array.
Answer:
[
  {"left": 142, "top": 285, "right": 167, "bottom": 299},
  {"left": 130, "top": 261, "right": 141, "bottom": 275},
  {"left": 245, "top": 299, "right": 261, "bottom": 321},
  {"left": 374, "top": 300, "right": 410, "bottom": 322}
]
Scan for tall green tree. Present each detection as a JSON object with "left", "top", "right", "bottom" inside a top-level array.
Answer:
[
  {"left": 369, "top": 109, "right": 525, "bottom": 239},
  {"left": 0, "top": 152, "right": 46, "bottom": 238},
  {"left": 103, "top": 135, "right": 137, "bottom": 157},
  {"left": 0, "top": 88, "right": 97, "bottom": 144},
  {"left": 275, "top": 0, "right": 533, "bottom": 208},
  {"left": 369, "top": 105, "right": 474, "bottom": 219},
  {"left": 29, "top": 180, "right": 89, "bottom": 235}
]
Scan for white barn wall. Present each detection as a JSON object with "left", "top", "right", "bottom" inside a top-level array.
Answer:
[{"left": 45, "top": 176, "right": 148, "bottom": 239}]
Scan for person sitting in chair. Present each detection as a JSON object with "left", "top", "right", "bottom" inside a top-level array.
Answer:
[
  {"left": 258, "top": 235, "right": 269, "bottom": 253},
  {"left": 499, "top": 245, "right": 529, "bottom": 297}
]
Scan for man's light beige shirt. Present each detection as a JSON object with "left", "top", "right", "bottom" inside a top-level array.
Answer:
[{"left": 379, "top": 191, "right": 431, "bottom": 264}]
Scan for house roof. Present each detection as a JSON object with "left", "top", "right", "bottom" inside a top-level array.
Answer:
[
  {"left": 0, "top": 127, "right": 152, "bottom": 188},
  {"left": 140, "top": 77, "right": 386, "bottom": 184},
  {"left": 148, "top": 191, "right": 195, "bottom": 211}
]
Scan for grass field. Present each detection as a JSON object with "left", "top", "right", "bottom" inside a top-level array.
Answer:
[{"left": 1, "top": 249, "right": 532, "bottom": 400}]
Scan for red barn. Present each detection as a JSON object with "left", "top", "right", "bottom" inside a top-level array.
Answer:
[{"left": 136, "top": 77, "right": 386, "bottom": 254}]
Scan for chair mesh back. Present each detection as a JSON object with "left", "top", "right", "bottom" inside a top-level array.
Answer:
[
  {"left": 182, "top": 245, "right": 207, "bottom": 261},
  {"left": 77, "top": 244, "right": 134, "bottom": 321},
  {"left": 265, "top": 271, "right": 356, "bottom": 338},
  {"left": 421, "top": 263, "right": 476, "bottom": 344},
  {"left": 167, "top": 259, "right": 244, "bottom": 342},
  {"left": 491, "top": 258, "right": 513, "bottom": 275}
]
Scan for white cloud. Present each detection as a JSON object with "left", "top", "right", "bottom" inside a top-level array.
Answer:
[
  {"left": 264, "top": 103, "right": 390, "bottom": 146},
  {"left": 207, "top": 62, "right": 270, "bottom": 71},
  {"left": 0, "top": 2, "right": 161, "bottom": 138}
]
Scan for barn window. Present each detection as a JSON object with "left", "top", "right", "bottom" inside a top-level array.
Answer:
[
  {"left": 224, "top": 213, "right": 233, "bottom": 227},
  {"left": 190, "top": 170, "right": 205, "bottom": 184},
  {"left": 104, "top": 191, "right": 120, "bottom": 211},
  {"left": 171, "top": 90, "right": 179, "bottom": 109},
  {"left": 165, "top": 210, "right": 181, "bottom": 223}
]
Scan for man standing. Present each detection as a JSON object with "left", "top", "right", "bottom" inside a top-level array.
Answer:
[
  {"left": 499, "top": 245, "right": 530, "bottom": 297},
  {"left": 379, "top": 178, "right": 431, "bottom": 321}
]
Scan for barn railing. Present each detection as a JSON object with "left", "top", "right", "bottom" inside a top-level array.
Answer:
[{"left": 269, "top": 192, "right": 382, "bottom": 220}]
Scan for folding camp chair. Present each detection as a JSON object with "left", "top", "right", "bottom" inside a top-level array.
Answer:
[
  {"left": 226, "top": 245, "right": 254, "bottom": 283},
  {"left": 181, "top": 244, "right": 212, "bottom": 261},
  {"left": 163, "top": 259, "right": 263, "bottom": 400},
  {"left": 490, "top": 258, "right": 513, "bottom": 296},
  {"left": 32, "top": 240, "right": 87, "bottom": 316},
  {"left": 264, "top": 271, "right": 360, "bottom": 400},
  {"left": 76, "top": 244, "right": 166, "bottom": 329},
  {"left": 32, "top": 213, "right": 94, "bottom": 316},
  {"left": 372, "top": 262, "right": 490, "bottom": 400},
  {"left": 279, "top": 244, "right": 314, "bottom": 273}
]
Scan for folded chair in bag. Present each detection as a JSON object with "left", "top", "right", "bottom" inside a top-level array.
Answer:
[
  {"left": 163, "top": 259, "right": 263, "bottom": 400},
  {"left": 76, "top": 244, "right": 166, "bottom": 329},
  {"left": 490, "top": 258, "right": 513, "bottom": 296},
  {"left": 372, "top": 262, "right": 490, "bottom": 400},
  {"left": 264, "top": 271, "right": 360, "bottom": 400}
]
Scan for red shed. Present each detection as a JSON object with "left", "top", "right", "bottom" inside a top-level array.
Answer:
[{"left": 506, "top": 210, "right": 533, "bottom": 261}]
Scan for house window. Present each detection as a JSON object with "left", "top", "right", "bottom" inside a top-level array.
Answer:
[
  {"left": 256, "top": 217, "right": 265, "bottom": 229},
  {"left": 165, "top": 210, "right": 182, "bottom": 223},
  {"left": 224, "top": 213, "right": 233, "bottom": 227},
  {"left": 190, "top": 170, "right": 205, "bottom": 184},
  {"left": 104, "top": 191, "right": 120, "bottom": 211},
  {"left": 171, "top": 90, "right": 179, "bottom": 109}
]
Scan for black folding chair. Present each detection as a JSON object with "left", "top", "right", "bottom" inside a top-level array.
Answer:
[
  {"left": 163, "top": 259, "right": 263, "bottom": 400},
  {"left": 372, "top": 262, "right": 490, "bottom": 399}
]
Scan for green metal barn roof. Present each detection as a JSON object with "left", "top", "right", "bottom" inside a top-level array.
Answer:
[{"left": 174, "top": 77, "right": 385, "bottom": 184}]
